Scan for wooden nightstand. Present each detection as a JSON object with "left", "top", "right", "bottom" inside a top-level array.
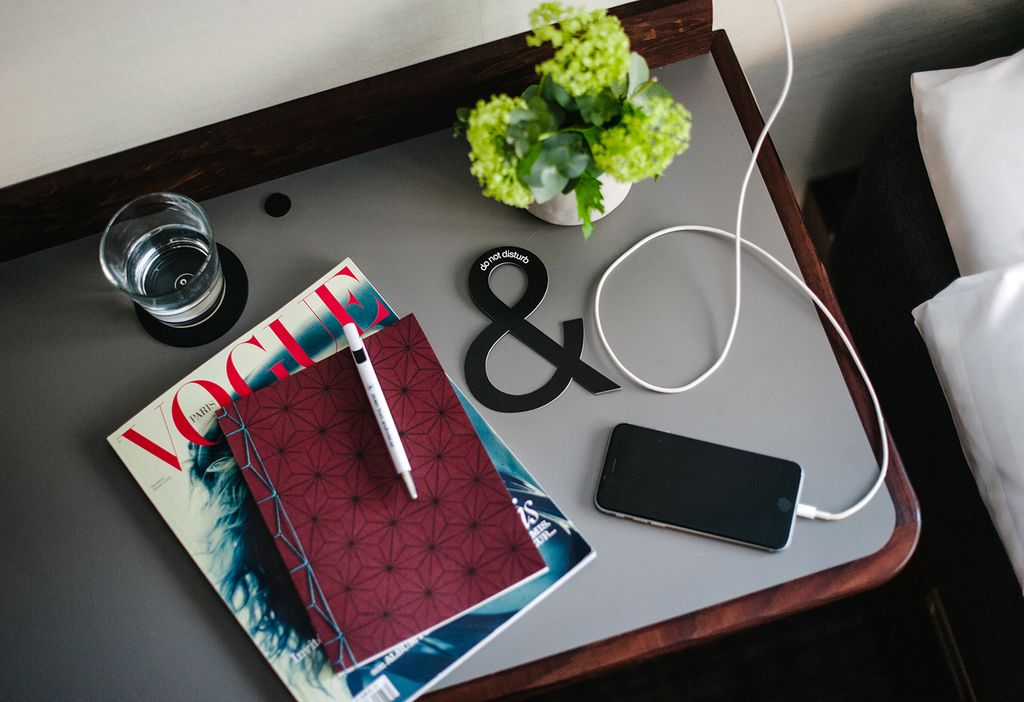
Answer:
[{"left": 0, "top": 3, "right": 918, "bottom": 700}]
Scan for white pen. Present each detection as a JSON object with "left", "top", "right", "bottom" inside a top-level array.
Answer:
[{"left": 342, "top": 323, "right": 417, "bottom": 499}]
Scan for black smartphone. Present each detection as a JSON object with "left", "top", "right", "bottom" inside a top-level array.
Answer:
[{"left": 594, "top": 423, "right": 804, "bottom": 551}]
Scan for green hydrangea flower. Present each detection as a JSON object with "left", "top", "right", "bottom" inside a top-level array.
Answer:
[
  {"left": 592, "top": 96, "right": 692, "bottom": 182},
  {"left": 527, "top": 2, "right": 631, "bottom": 98},
  {"left": 466, "top": 95, "right": 534, "bottom": 208}
]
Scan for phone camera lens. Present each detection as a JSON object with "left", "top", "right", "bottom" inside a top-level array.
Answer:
[{"left": 777, "top": 497, "right": 793, "bottom": 512}]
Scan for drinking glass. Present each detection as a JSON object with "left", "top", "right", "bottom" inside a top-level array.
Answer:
[{"left": 100, "top": 193, "right": 225, "bottom": 327}]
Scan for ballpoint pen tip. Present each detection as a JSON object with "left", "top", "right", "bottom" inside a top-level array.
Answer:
[{"left": 402, "top": 471, "right": 417, "bottom": 499}]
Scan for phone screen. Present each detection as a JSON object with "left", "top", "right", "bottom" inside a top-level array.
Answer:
[{"left": 595, "top": 424, "right": 803, "bottom": 550}]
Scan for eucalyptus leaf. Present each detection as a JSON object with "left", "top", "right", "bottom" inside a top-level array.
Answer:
[
  {"left": 519, "top": 132, "right": 590, "bottom": 203},
  {"left": 542, "top": 79, "right": 576, "bottom": 110},
  {"left": 630, "top": 80, "right": 673, "bottom": 109},
  {"left": 452, "top": 106, "right": 472, "bottom": 138},
  {"left": 540, "top": 132, "right": 590, "bottom": 179},
  {"left": 526, "top": 164, "right": 568, "bottom": 204},
  {"left": 546, "top": 101, "right": 566, "bottom": 128},
  {"left": 580, "top": 126, "right": 602, "bottom": 149},
  {"left": 575, "top": 95, "right": 593, "bottom": 117},
  {"left": 517, "top": 143, "right": 543, "bottom": 183},
  {"left": 610, "top": 77, "right": 628, "bottom": 100},
  {"left": 578, "top": 89, "right": 621, "bottom": 127},
  {"left": 540, "top": 166, "right": 570, "bottom": 202},
  {"left": 526, "top": 95, "right": 560, "bottom": 132},
  {"left": 627, "top": 52, "right": 650, "bottom": 97},
  {"left": 507, "top": 95, "right": 563, "bottom": 158},
  {"left": 507, "top": 115, "right": 543, "bottom": 159},
  {"left": 507, "top": 107, "right": 534, "bottom": 126}
]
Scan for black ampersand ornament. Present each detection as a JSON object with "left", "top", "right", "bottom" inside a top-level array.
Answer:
[{"left": 464, "top": 246, "right": 620, "bottom": 413}]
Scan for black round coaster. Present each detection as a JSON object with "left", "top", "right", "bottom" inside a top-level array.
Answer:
[{"left": 134, "top": 244, "right": 248, "bottom": 348}]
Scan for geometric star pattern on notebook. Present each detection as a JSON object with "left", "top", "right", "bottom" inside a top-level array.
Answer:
[{"left": 219, "top": 314, "right": 546, "bottom": 671}]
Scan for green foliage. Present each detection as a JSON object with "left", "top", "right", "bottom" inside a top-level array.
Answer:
[
  {"left": 574, "top": 169, "right": 604, "bottom": 239},
  {"left": 508, "top": 93, "right": 563, "bottom": 158},
  {"left": 576, "top": 88, "right": 621, "bottom": 127},
  {"left": 540, "top": 77, "right": 576, "bottom": 111},
  {"left": 518, "top": 132, "right": 590, "bottom": 203},
  {"left": 631, "top": 80, "right": 673, "bottom": 108},
  {"left": 626, "top": 52, "right": 649, "bottom": 97},
  {"left": 526, "top": 2, "right": 631, "bottom": 98},
  {"left": 592, "top": 97, "right": 692, "bottom": 183},
  {"left": 456, "top": 2, "right": 693, "bottom": 238},
  {"left": 452, "top": 107, "right": 471, "bottom": 138},
  {"left": 465, "top": 95, "right": 534, "bottom": 208}
]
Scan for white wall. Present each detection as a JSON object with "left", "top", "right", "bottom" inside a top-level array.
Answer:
[
  {"left": 0, "top": 0, "right": 609, "bottom": 189},
  {"left": 1, "top": 1, "right": 1021, "bottom": 193}
]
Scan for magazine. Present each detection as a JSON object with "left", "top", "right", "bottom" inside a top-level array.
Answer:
[{"left": 108, "top": 259, "right": 594, "bottom": 701}]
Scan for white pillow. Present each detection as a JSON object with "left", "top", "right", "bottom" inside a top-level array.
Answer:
[
  {"left": 912, "top": 50, "right": 1024, "bottom": 276},
  {"left": 913, "top": 262, "right": 1024, "bottom": 590}
]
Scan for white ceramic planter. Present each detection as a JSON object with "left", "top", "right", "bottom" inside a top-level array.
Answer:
[{"left": 527, "top": 174, "right": 631, "bottom": 227}]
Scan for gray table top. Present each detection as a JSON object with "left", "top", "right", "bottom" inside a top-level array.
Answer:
[{"left": 0, "top": 53, "right": 893, "bottom": 699}]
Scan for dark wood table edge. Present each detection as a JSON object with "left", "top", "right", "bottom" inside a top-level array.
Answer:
[{"left": 425, "top": 29, "right": 921, "bottom": 702}]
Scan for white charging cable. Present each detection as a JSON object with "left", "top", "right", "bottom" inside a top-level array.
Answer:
[{"left": 593, "top": 0, "right": 887, "bottom": 521}]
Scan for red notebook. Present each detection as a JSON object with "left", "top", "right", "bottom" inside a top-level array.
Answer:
[{"left": 218, "top": 314, "right": 546, "bottom": 671}]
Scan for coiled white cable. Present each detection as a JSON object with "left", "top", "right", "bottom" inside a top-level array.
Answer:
[{"left": 593, "top": 0, "right": 887, "bottom": 521}]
